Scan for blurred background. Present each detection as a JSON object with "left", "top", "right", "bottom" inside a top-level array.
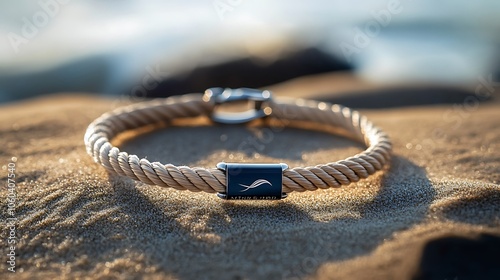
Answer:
[{"left": 0, "top": 0, "right": 499, "bottom": 104}]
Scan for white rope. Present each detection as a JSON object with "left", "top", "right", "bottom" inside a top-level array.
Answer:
[{"left": 84, "top": 93, "right": 392, "bottom": 193}]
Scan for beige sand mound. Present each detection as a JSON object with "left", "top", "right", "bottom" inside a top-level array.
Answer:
[{"left": 1, "top": 82, "right": 499, "bottom": 279}]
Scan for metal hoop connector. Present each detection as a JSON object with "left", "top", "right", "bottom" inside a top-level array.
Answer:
[{"left": 204, "top": 87, "right": 272, "bottom": 124}]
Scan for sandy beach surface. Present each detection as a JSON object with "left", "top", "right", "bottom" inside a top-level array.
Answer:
[{"left": 1, "top": 73, "right": 499, "bottom": 279}]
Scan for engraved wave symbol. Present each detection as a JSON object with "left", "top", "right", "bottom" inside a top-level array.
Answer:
[{"left": 239, "top": 179, "right": 272, "bottom": 192}]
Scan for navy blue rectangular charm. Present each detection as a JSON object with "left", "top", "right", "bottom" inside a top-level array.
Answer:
[{"left": 217, "top": 162, "right": 287, "bottom": 200}]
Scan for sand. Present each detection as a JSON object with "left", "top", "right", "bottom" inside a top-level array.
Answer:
[{"left": 1, "top": 74, "right": 499, "bottom": 279}]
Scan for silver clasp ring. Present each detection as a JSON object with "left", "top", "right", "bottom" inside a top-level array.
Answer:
[{"left": 203, "top": 87, "right": 273, "bottom": 124}]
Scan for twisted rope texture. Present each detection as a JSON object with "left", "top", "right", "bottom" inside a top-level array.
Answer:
[{"left": 84, "top": 94, "right": 392, "bottom": 193}]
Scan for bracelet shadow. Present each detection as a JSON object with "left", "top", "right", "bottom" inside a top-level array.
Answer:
[{"left": 212, "top": 156, "right": 434, "bottom": 279}]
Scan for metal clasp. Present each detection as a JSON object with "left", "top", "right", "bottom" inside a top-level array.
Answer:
[{"left": 204, "top": 88, "right": 273, "bottom": 124}]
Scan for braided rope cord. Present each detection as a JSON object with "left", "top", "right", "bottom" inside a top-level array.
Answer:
[{"left": 84, "top": 94, "right": 392, "bottom": 193}]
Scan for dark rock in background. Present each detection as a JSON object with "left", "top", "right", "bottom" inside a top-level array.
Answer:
[{"left": 143, "top": 48, "right": 351, "bottom": 98}]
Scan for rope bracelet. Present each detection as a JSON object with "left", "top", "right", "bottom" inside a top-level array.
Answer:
[{"left": 84, "top": 88, "right": 392, "bottom": 200}]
